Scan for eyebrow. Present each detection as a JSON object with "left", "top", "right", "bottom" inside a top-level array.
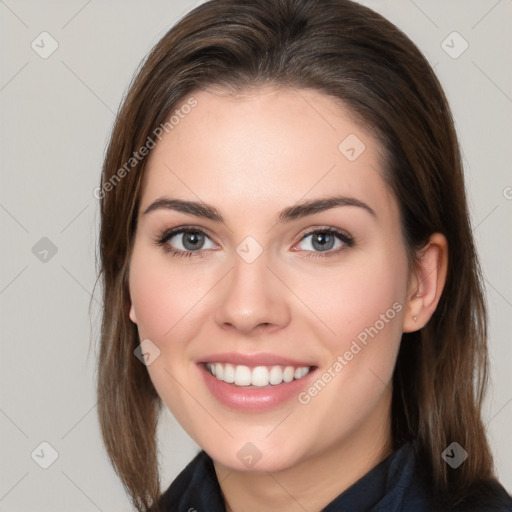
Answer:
[{"left": 143, "top": 195, "right": 376, "bottom": 223}]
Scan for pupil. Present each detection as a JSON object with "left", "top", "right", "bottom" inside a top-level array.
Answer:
[
  {"left": 183, "top": 232, "right": 204, "bottom": 250},
  {"left": 312, "top": 232, "right": 334, "bottom": 251}
]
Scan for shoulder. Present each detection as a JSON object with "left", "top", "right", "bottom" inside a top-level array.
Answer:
[
  {"left": 450, "top": 480, "right": 512, "bottom": 512},
  {"left": 153, "top": 450, "right": 225, "bottom": 512},
  {"left": 405, "top": 446, "right": 512, "bottom": 512}
]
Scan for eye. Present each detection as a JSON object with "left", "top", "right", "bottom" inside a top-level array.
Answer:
[
  {"left": 156, "top": 227, "right": 217, "bottom": 257},
  {"left": 295, "top": 228, "right": 353, "bottom": 256}
]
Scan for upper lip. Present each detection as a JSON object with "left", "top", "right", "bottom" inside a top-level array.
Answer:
[{"left": 198, "top": 352, "right": 315, "bottom": 368}]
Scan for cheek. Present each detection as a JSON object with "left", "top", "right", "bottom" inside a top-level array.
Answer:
[
  {"left": 128, "top": 250, "right": 208, "bottom": 425},
  {"left": 129, "top": 250, "right": 210, "bottom": 341},
  {"left": 295, "top": 250, "right": 408, "bottom": 351},
  {"left": 129, "top": 270, "right": 178, "bottom": 339},
  {"left": 290, "top": 254, "right": 407, "bottom": 437}
]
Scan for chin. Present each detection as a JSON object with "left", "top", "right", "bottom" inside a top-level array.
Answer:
[{"left": 201, "top": 434, "right": 307, "bottom": 474}]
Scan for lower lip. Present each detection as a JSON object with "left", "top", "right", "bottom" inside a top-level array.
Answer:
[{"left": 199, "top": 364, "right": 317, "bottom": 412}]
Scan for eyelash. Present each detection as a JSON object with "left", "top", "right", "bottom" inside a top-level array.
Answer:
[
  {"left": 155, "top": 226, "right": 354, "bottom": 260},
  {"left": 155, "top": 227, "right": 211, "bottom": 259}
]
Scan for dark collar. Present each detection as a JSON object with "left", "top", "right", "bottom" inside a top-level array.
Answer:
[{"left": 157, "top": 442, "right": 435, "bottom": 512}]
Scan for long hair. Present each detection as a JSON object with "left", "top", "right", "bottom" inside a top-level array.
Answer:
[{"left": 97, "top": 1, "right": 494, "bottom": 510}]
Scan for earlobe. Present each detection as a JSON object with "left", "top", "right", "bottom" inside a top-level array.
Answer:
[
  {"left": 129, "top": 304, "right": 137, "bottom": 324},
  {"left": 403, "top": 233, "right": 448, "bottom": 333}
]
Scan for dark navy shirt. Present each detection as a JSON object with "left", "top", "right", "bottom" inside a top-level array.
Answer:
[{"left": 156, "top": 442, "right": 512, "bottom": 511}]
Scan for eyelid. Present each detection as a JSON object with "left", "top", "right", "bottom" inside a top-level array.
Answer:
[
  {"left": 157, "top": 225, "right": 217, "bottom": 244},
  {"left": 155, "top": 225, "right": 219, "bottom": 257},
  {"left": 294, "top": 226, "right": 353, "bottom": 245},
  {"left": 156, "top": 224, "right": 354, "bottom": 258}
]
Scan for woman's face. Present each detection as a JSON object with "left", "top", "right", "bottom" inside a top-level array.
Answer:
[{"left": 129, "top": 87, "right": 413, "bottom": 472}]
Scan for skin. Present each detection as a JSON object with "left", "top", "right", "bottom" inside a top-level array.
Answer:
[{"left": 128, "top": 87, "right": 448, "bottom": 511}]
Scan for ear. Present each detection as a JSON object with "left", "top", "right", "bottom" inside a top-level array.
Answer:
[
  {"left": 129, "top": 303, "right": 137, "bottom": 324},
  {"left": 402, "top": 233, "right": 448, "bottom": 333}
]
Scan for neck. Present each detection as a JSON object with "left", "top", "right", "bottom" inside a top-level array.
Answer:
[{"left": 214, "top": 391, "right": 393, "bottom": 512}]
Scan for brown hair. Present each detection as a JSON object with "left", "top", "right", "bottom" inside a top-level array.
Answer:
[{"left": 97, "top": 0, "right": 495, "bottom": 510}]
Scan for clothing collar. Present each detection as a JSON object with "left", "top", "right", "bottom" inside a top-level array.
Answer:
[{"left": 157, "top": 442, "right": 430, "bottom": 512}]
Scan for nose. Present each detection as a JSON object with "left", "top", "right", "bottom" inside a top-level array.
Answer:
[{"left": 214, "top": 252, "right": 291, "bottom": 336}]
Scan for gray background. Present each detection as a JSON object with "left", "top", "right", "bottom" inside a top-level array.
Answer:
[{"left": 0, "top": 0, "right": 510, "bottom": 510}]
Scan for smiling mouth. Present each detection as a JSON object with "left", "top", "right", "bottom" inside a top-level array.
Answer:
[{"left": 204, "top": 362, "right": 314, "bottom": 387}]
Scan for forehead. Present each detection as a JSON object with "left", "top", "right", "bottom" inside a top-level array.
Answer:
[{"left": 140, "top": 87, "right": 397, "bottom": 224}]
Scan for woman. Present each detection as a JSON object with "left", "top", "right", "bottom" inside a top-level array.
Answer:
[{"left": 96, "top": 0, "right": 512, "bottom": 510}]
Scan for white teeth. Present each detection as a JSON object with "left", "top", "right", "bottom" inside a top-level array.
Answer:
[
  {"left": 205, "top": 363, "right": 311, "bottom": 387},
  {"left": 251, "top": 366, "right": 269, "bottom": 387},
  {"left": 269, "top": 365, "right": 283, "bottom": 385},
  {"left": 295, "top": 367, "right": 309, "bottom": 379},
  {"left": 223, "top": 363, "right": 235, "bottom": 383},
  {"left": 283, "top": 366, "right": 295, "bottom": 383},
  {"left": 234, "top": 365, "right": 252, "bottom": 386}
]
